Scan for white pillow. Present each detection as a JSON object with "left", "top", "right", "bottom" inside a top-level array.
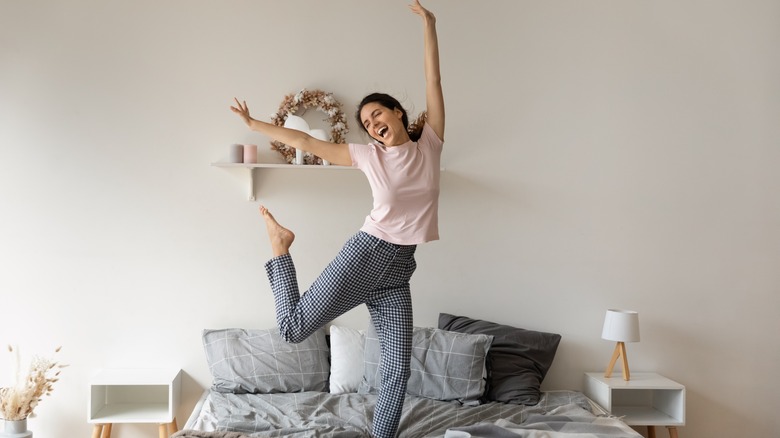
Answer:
[{"left": 329, "top": 326, "right": 365, "bottom": 394}]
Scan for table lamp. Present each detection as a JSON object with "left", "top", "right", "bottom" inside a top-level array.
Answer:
[{"left": 601, "top": 309, "right": 640, "bottom": 381}]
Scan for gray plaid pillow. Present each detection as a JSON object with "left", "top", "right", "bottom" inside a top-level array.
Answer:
[
  {"left": 359, "top": 325, "right": 492, "bottom": 405},
  {"left": 203, "top": 328, "right": 329, "bottom": 393}
]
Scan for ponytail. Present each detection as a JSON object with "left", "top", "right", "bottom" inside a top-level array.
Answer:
[{"left": 407, "top": 111, "right": 427, "bottom": 142}]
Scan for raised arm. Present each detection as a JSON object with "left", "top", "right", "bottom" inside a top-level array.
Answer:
[
  {"left": 230, "top": 98, "right": 352, "bottom": 166},
  {"left": 410, "top": 0, "right": 445, "bottom": 141}
]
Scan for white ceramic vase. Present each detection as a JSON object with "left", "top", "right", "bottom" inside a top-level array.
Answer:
[{"left": 2, "top": 418, "right": 33, "bottom": 438}]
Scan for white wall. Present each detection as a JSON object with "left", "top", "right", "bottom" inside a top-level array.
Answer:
[{"left": 1, "top": 1, "right": 778, "bottom": 437}]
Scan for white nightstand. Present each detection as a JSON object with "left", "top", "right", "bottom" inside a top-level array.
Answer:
[
  {"left": 88, "top": 368, "right": 181, "bottom": 438},
  {"left": 584, "top": 372, "right": 685, "bottom": 438}
]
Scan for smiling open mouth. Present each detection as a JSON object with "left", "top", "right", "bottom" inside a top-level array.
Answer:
[{"left": 377, "top": 127, "right": 388, "bottom": 138}]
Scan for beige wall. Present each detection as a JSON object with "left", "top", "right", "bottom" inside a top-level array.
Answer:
[{"left": 1, "top": 1, "right": 778, "bottom": 437}]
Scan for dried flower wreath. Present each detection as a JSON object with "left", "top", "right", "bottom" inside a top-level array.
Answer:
[{"left": 269, "top": 89, "right": 349, "bottom": 165}]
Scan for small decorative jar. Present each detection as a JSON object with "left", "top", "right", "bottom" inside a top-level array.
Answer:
[
  {"left": 243, "top": 144, "right": 258, "bottom": 164},
  {"left": 229, "top": 144, "right": 244, "bottom": 163}
]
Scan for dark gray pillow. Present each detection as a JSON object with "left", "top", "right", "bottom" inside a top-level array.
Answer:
[
  {"left": 438, "top": 313, "right": 561, "bottom": 405},
  {"left": 202, "top": 328, "right": 329, "bottom": 394},
  {"left": 359, "top": 325, "right": 492, "bottom": 405}
]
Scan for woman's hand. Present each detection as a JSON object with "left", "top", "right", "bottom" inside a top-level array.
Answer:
[
  {"left": 230, "top": 98, "right": 255, "bottom": 128},
  {"left": 409, "top": 0, "right": 435, "bottom": 24},
  {"left": 227, "top": 97, "right": 352, "bottom": 166}
]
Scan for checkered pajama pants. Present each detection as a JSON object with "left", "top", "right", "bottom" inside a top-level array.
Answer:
[{"left": 264, "top": 231, "right": 417, "bottom": 438}]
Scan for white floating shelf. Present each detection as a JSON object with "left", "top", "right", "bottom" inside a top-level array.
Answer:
[
  {"left": 212, "top": 162, "right": 444, "bottom": 201},
  {"left": 212, "top": 162, "right": 355, "bottom": 170},
  {"left": 211, "top": 162, "right": 357, "bottom": 201}
]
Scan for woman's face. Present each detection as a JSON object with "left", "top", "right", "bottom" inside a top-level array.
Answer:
[{"left": 359, "top": 102, "right": 409, "bottom": 146}]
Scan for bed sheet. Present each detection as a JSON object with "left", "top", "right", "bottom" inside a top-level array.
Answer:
[{"left": 177, "top": 390, "right": 637, "bottom": 438}]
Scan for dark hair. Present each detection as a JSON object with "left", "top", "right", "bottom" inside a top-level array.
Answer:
[{"left": 356, "top": 93, "right": 426, "bottom": 143}]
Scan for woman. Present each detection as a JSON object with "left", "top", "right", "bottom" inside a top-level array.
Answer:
[{"left": 230, "top": 2, "right": 443, "bottom": 437}]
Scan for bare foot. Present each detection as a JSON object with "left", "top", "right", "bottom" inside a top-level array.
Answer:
[{"left": 259, "top": 205, "right": 295, "bottom": 257}]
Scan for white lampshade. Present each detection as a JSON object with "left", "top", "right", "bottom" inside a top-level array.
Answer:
[
  {"left": 601, "top": 309, "right": 640, "bottom": 343},
  {"left": 283, "top": 114, "right": 310, "bottom": 132}
]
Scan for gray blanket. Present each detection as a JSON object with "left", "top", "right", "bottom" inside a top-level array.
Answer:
[
  {"left": 171, "top": 390, "right": 641, "bottom": 438},
  {"left": 444, "top": 404, "right": 641, "bottom": 438}
]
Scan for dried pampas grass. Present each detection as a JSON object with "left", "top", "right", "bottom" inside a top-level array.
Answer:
[{"left": 0, "top": 346, "right": 66, "bottom": 421}]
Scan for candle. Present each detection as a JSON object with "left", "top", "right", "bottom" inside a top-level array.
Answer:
[
  {"left": 243, "top": 144, "right": 257, "bottom": 164},
  {"left": 229, "top": 144, "right": 243, "bottom": 163}
]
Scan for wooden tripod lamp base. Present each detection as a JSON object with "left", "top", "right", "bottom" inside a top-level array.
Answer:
[{"left": 604, "top": 341, "right": 631, "bottom": 381}]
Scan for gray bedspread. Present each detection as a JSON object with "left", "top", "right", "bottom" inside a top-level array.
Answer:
[
  {"left": 444, "top": 404, "right": 641, "bottom": 438},
  {"left": 171, "top": 390, "right": 641, "bottom": 438}
]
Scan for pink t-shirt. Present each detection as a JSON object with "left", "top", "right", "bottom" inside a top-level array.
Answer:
[{"left": 349, "top": 123, "right": 443, "bottom": 245}]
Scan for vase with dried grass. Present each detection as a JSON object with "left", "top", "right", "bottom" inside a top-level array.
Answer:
[{"left": 0, "top": 346, "right": 65, "bottom": 438}]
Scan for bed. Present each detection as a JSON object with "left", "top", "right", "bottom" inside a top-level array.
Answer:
[{"left": 172, "top": 313, "right": 643, "bottom": 438}]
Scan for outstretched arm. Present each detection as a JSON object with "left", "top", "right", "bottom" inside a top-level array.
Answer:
[
  {"left": 230, "top": 98, "right": 352, "bottom": 166},
  {"left": 410, "top": 0, "right": 444, "bottom": 141}
]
